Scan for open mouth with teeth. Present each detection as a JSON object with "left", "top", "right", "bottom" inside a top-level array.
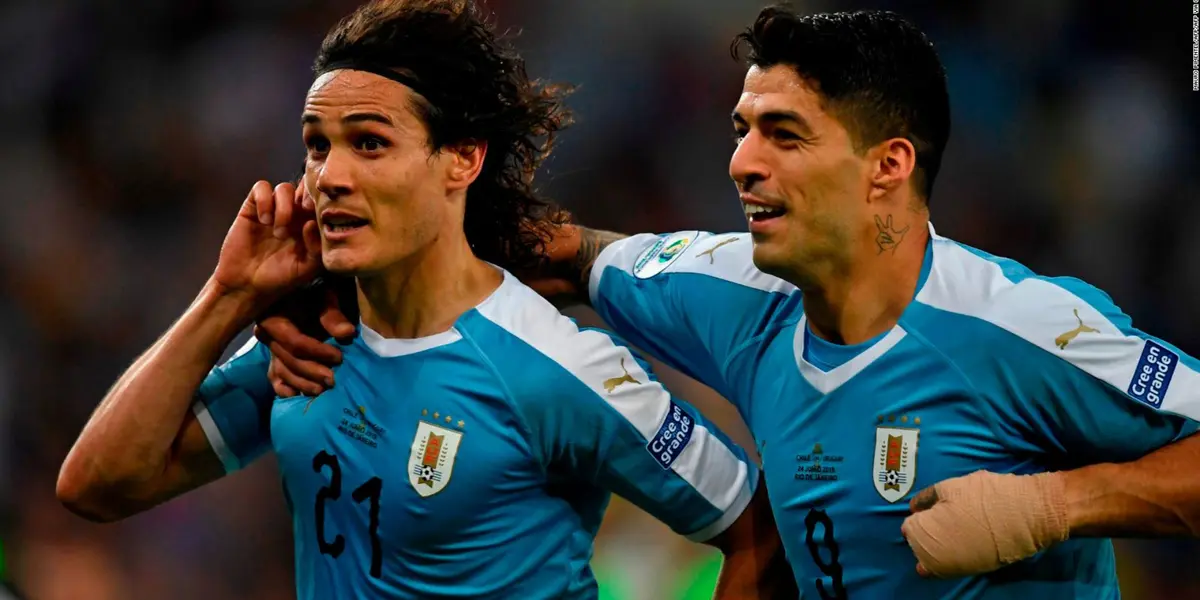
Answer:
[
  {"left": 744, "top": 203, "right": 786, "bottom": 223},
  {"left": 322, "top": 216, "right": 370, "bottom": 234}
]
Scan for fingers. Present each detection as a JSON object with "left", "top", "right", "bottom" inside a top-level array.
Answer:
[
  {"left": 268, "top": 345, "right": 327, "bottom": 397},
  {"left": 272, "top": 182, "right": 296, "bottom": 239},
  {"left": 901, "top": 490, "right": 1000, "bottom": 579},
  {"left": 267, "top": 356, "right": 300, "bottom": 398},
  {"left": 245, "top": 180, "right": 304, "bottom": 235},
  {"left": 293, "top": 182, "right": 316, "bottom": 221},
  {"left": 901, "top": 513, "right": 937, "bottom": 579},
  {"left": 257, "top": 315, "right": 344, "bottom": 366},
  {"left": 259, "top": 325, "right": 334, "bottom": 393},
  {"left": 320, "top": 287, "right": 357, "bottom": 341},
  {"left": 253, "top": 180, "right": 275, "bottom": 226},
  {"left": 909, "top": 485, "right": 940, "bottom": 513},
  {"left": 303, "top": 220, "right": 322, "bottom": 260},
  {"left": 299, "top": 182, "right": 316, "bottom": 212}
]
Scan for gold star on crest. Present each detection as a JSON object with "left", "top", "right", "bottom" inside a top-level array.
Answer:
[
  {"left": 444, "top": 415, "right": 452, "bottom": 424},
  {"left": 422, "top": 409, "right": 428, "bottom": 416},
  {"left": 433, "top": 412, "right": 440, "bottom": 420},
  {"left": 457, "top": 420, "right": 465, "bottom": 428}
]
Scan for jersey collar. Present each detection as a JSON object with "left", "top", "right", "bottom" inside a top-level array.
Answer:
[{"left": 791, "top": 223, "right": 936, "bottom": 394}]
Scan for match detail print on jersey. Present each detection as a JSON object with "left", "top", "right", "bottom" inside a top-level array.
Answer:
[
  {"left": 408, "top": 419, "right": 464, "bottom": 497},
  {"left": 633, "top": 231, "right": 699, "bottom": 279}
]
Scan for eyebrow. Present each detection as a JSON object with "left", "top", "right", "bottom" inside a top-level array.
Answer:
[
  {"left": 731, "top": 109, "right": 814, "bottom": 136},
  {"left": 301, "top": 112, "right": 394, "bottom": 127}
]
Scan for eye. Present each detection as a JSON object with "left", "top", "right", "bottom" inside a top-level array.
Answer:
[
  {"left": 732, "top": 129, "right": 748, "bottom": 145},
  {"left": 356, "top": 135, "right": 389, "bottom": 153},
  {"left": 773, "top": 129, "right": 800, "bottom": 142},
  {"left": 305, "top": 135, "right": 330, "bottom": 155}
]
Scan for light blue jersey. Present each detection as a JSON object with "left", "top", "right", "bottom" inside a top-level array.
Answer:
[
  {"left": 192, "top": 271, "right": 758, "bottom": 599},
  {"left": 589, "top": 226, "right": 1200, "bottom": 599}
]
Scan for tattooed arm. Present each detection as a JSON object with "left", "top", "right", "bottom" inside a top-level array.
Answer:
[{"left": 531, "top": 225, "right": 629, "bottom": 308}]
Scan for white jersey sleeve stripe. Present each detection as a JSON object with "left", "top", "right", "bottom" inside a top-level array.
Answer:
[
  {"left": 917, "top": 237, "right": 1200, "bottom": 421},
  {"left": 589, "top": 231, "right": 795, "bottom": 306},
  {"left": 479, "top": 271, "right": 754, "bottom": 516},
  {"left": 684, "top": 455, "right": 755, "bottom": 542},
  {"left": 192, "top": 399, "right": 240, "bottom": 473}
]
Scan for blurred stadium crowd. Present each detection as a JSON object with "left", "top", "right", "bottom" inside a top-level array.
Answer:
[{"left": 0, "top": 0, "right": 1195, "bottom": 598}]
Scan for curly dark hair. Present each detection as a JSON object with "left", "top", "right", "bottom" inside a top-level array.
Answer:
[
  {"left": 313, "top": 0, "right": 572, "bottom": 271},
  {"left": 731, "top": 6, "right": 950, "bottom": 202}
]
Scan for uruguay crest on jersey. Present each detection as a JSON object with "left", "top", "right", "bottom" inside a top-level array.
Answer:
[
  {"left": 408, "top": 420, "right": 464, "bottom": 497},
  {"left": 873, "top": 424, "right": 919, "bottom": 503}
]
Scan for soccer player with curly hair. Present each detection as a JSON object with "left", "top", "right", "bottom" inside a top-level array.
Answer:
[{"left": 56, "top": 2, "right": 792, "bottom": 598}]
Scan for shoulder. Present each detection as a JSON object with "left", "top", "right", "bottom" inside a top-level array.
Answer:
[
  {"left": 203, "top": 336, "right": 272, "bottom": 392},
  {"left": 223, "top": 335, "right": 270, "bottom": 366},
  {"left": 593, "top": 231, "right": 797, "bottom": 296},
  {"left": 912, "top": 232, "right": 1197, "bottom": 409},
  {"left": 916, "top": 233, "right": 1131, "bottom": 345},
  {"left": 466, "top": 272, "right": 665, "bottom": 408}
]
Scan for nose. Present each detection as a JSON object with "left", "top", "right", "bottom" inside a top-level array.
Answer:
[
  {"left": 314, "top": 148, "right": 354, "bottom": 202},
  {"left": 729, "top": 129, "right": 769, "bottom": 192}
]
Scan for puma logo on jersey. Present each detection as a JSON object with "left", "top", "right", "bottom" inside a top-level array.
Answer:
[
  {"left": 696, "top": 236, "right": 739, "bottom": 264},
  {"left": 603, "top": 358, "right": 641, "bottom": 393},
  {"left": 1055, "top": 309, "right": 1099, "bottom": 349}
]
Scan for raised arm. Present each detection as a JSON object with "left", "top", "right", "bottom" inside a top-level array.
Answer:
[
  {"left": 57, "top": 181, "right": 321, "bottom": 522},
  {"left": 56, "top": 283, "right": 252, "bottom": 521}
]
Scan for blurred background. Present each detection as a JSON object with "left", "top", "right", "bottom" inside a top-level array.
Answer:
[{"left": 0, "top": 0, "right": 1196, "bottom": 598}]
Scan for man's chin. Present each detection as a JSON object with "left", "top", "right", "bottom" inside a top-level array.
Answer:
[
  {"left": 750, "top": 243, "right": 791, "bottom": 278},
  {"left": 322, "top": 252, "right": 367, "bottom": 277}
]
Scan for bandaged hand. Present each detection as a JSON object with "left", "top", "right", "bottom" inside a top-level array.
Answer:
[{"left": 900, "top": 470, "right": 1069, "bottom": 578}]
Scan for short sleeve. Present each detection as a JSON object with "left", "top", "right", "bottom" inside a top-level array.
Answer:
[
  {"left": 1004, "top": 282, "right": 1200, "bottom": 462},
  {"left": 588, "top": 231, "right": 799, "bottom": 403},
  {"left": 518, "top": 330, "right": 759, "bottom": 541},
  {"left": 192, "top": 337, "right": 277, "bottom": 473},
  {"left": 919, "top": 246, "right": 1200, "bottom": 464}
]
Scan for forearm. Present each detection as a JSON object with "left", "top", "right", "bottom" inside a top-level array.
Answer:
[
  {"left": 1060, "top": 432, "right": 1200, "bottom": 538},
  {"left": 60, "top": 279, "right": 256, "bottom": 499},
  {"left": 541, "top": 225, "right": 627, "bottom": 308},
  {"left": 713, "top": 546, "right": 796, "bottom": 600},
  {"left": 710, "top": 484, "right": 797, "bottom": 599}
]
